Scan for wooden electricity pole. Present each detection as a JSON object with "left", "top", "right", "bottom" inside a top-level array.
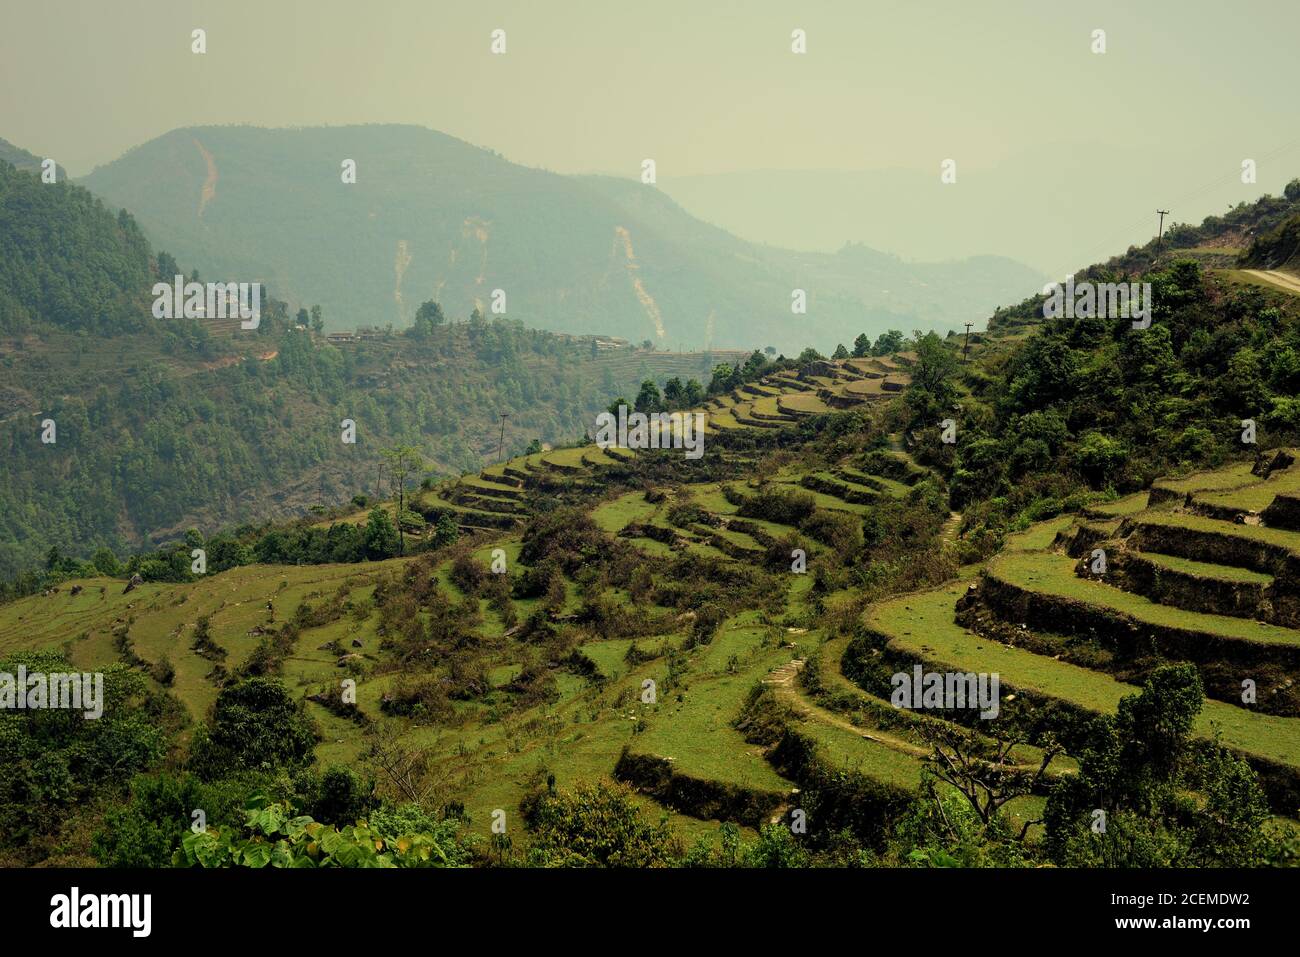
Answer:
[
  {"left": 498, "top": 412, "right": 510, "bottom": 463},
  {"left": 1155, "top": 209, "right": 1170, "bottom": 262},
  {"left": 963, "top": 322, "right": 974, "bottom": 362}
]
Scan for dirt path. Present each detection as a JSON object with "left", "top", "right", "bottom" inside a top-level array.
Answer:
[
  {"left": 1243, "top": 269, "right": 1300, "bottom": 295},
  {"left": 764, "top": 658, "right": 932, "bottom": 757},
  {"left": 941, "top": 510, "right": 962, "bottom": 545},
  {"left": 765, "top": 654, "right": 1065, "bottom": 775}
]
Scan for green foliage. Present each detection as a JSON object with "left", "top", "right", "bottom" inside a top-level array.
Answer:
[
  {"left": 872, "top": 329, "right": 904, "bottom": 355},
  {"left": 521, "top": 780, "right": 677, "bottom": 867},
  {"left": 634, "top": 379, "right": 662, "bottom": 413},
  {"left": 92, "top": 771, "right": 248, "bottom": 868},
  {"left": 0, "top": 162, "right": 153, "bottom": 335},
  {"left": 736, "top": 485, "right": 817, "bottom": 527},
  {"left": 176, "top": 794, "right": 467, "bottom": 868},
  {"left": 1043, "top": 664, "right": 1283, "bottom": 866},
  {"left": 363, "top": 507, "right": 400, "bottom": 560},
  {"left": 188, "top": 678, "right": 318, "bottom": 781},
  {"left": 0, "top": 652, "right": 166, "bottom": 862},
  {"left": 904, "top": 331, "right": 958, "bottom": 428},
  {"left": 410, "top": 299, "right": 446, "bottom": 338}
]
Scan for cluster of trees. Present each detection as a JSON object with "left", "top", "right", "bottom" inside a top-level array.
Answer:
[
  {"left": 854, "top": 329, "right": 906, "bottom": 357},
  {"left": 818, "top": 330, "right": 906, "bottom": 361},
  {"left": 609, "top": 375, "right": 708, "bottom": 416},
  {"left": 1043, "top": 665, "right": 1279, "bottom": 866},
  {"left": 0, "top": 162, "right": 154, "bottom": 336},
  {"left": 900, "top": 258, "right": 1300, "bottom": 555},
  {"left": 706, "top": 349, "right": 781, "bottom": 395},
  {"left": 11, "top": 503, "right": 461, "bottom": 596},
  {"left": 84, "top": 677, "right": 472, "bottom": 869},
  {"left": 0, "top": 652, "right": 170, "bottom": 864}
]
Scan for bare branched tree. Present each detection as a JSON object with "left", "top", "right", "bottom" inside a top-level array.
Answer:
[
  {"left": 362, "top": 725, "right": 440, "bottom": 805},
  {"left": 919, "top": 721, "right": 1061, "bottom": 840},
  {"left": 381, "top": 445, "right": 424, "bottom": 555}
]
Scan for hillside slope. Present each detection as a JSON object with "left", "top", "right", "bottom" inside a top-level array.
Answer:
[
  {"left": 0, "top": 136, "right": 66, "bottom": 181},
  {"left": 0, "top": 160, "right": 742, "bottom": 578},
  {"left": 79, "top": 125, "right": 1043, "bottom": 352}
]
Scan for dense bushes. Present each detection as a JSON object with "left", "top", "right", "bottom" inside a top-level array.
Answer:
[
  {"left": 0, "top": 652, "right": 168, "bottom": 864},
  {"left": 188, "top": 678, "right": 318, "bottom": 781},
  {"left": 521, "top": 780, "right": 678, "bottom": 867}
]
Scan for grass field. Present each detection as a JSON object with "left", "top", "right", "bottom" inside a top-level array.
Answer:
[{"left": 988, "top": 550, "right": 1300, "bottom": 646}]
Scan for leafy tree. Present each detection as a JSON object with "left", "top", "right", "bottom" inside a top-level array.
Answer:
[
  {"left": 662, "top": 376, "right": 684, "bottom": 407},
  {"left": 410, "top": 300, "right": 445, "bottom": 338},
  {"left": 363, "top": 507, "right": 399, "bottom": 560},
  {"left": 1044, "top": 664, "right": 1280, "bottom": 867},
  {"left": 707, "top": 364, "right": 735, "bottom": 395},
  {"left": 634, "top": 379, "right": 662, "bottom": 414},
  {"left": 189, "top": 678, "right": 318, "bottom": 781},
  {"left": 904, "top": 331, "right": 958, "bottom": 428},
  {"left": 91, "top": 547, "right": 121, "bottom": 577},
  {"left": 852, "top": 333, "right": 871, "bottom": 357},
  {"left": 872, "top": 329, "right": 904, "bottom": 355}
]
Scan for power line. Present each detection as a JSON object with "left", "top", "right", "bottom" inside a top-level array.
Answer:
[{"left": 1044, "top": 135, "right": 1300, "bottom": 279}]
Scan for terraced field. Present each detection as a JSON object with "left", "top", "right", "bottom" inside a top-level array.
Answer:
[
  {"left": 16, "top": 345, "right": 1294, "bottom": 857},
  {"left": 415, "top": 356, "right": 904, "bottom": 526},
  {"left": 5, "top": 356, "right": 953, "bottom": 849},
  {"left": 842, "top": 452, "right": 1300, "bottom": 813}
]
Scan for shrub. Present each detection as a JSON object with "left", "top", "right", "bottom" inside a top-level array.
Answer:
[{"left": 188, "top": 678, "right": 318, "bottom": 781}]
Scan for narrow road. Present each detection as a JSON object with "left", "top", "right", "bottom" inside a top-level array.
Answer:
[{"left": 1243, "top": 269, "right": 1300, "bottom": 295}]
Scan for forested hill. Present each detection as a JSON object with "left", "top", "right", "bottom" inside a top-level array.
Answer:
[
  {"left": 0, "top": 136, "right": 66, "bottom": 181},
  {"left": 79, "top": 124, "right": 1044, "bottom": 352},
  {"left": 0, "top": 160, "right": 151, "bottom": 333},
  {"left": 0, "top": 159, "right": 739, "bottom": 578}
]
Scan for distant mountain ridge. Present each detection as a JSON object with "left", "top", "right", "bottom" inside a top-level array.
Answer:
[{"left": 79, "top": 124, "right": 1044, "bottom": 352}]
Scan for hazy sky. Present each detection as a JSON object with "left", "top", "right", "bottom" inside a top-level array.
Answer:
[{"left": 3, "top": 0, "right": 1298, "bottom": 271}]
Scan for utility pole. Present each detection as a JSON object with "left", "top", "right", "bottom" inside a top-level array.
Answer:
[
  {"left": 498, "top": 412, "right": 510, "bottom": 463},
  {"left": 962, "top": 322, "right": 974, "bottom": 362},
  {"left": 1155, "top": 209, "right": 1170, "bottom": 262}
]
